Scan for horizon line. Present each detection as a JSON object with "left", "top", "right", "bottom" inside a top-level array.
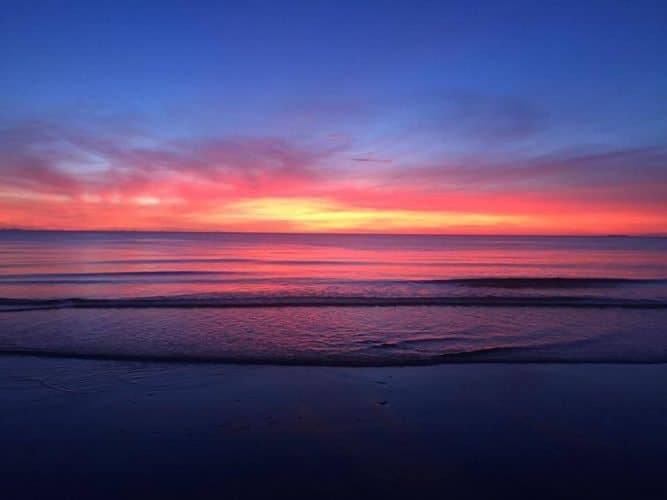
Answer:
[{"left": 1, "top": 228, "right": 665, "bottom": 238}]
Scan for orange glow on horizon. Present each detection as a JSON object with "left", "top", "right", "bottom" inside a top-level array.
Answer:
[{"left": 2, "top": 192, "right": 665, "bottom": 235}]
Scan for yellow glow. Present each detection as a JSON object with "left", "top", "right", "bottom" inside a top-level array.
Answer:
[
  {"left": 134, "top": 196, "right": 161, "bottom": 206},
  {"left": 204, "top": 197, "right": 531, "bottom": 231}
]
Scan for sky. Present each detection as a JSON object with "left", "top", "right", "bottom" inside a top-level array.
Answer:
[{"left": 1, "top": 0, "right": 666, "bottom": 234}]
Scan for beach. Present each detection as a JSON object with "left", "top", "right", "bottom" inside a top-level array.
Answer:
[{"left": 2, "top": 356, "right": 666, "bottom": 499}]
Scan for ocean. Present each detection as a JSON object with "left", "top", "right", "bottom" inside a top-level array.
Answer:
[{"left": 1, "top": 231, "right": 666, "bottom": 364}]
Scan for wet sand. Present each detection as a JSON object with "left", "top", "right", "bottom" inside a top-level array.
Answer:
[{"left": 2, "top": 357, "right": 666, "bottom": 499}]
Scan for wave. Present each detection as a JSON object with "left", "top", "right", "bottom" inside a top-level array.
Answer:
[
  {"left": 1, "top": 274, "right": 663, "bottom": 287},
  {"left": 0, "top": 270, "right": 248, "bottom": 285},
  {"left": 371, "top": 335, "right": 474, "bottom": 348},
  {"left": 0, "top": 270, "right": 243, "bottom": 279},
  {"left": 0, "top": 347, "right": 664, "bottom": 366},
  {"left": 425, "top": 277, "right": 666, "bottom": 288},
  {"left": 1, "top": 295, "right": 665, "bottom": 312}
]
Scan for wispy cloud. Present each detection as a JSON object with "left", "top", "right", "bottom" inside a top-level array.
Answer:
[
  {"left": 435, "top": 91, "right": 549, "bottom": 143},
  {"left": 1, "top": 116, "right": 665, "bottom": 233}
]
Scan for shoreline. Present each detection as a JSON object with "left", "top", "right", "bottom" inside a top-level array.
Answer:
[
  {"left": 3, "top": 349, "right": 667, "bottom": 366},
  {"left": 3, "top": 356, "right": 666, "bottom": 499}
]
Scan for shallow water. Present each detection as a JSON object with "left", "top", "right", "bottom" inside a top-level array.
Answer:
[{"left": 1, "top": 231, "right": 666, "bottom": 364}]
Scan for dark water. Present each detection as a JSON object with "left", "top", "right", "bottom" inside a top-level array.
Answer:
[{"left": 1, "top": 231, "right": 666, "bottom": 364}]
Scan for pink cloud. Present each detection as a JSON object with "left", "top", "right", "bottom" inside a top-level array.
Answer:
[{"left": 1, "top": 120, "right": 666, "bottom": 233}]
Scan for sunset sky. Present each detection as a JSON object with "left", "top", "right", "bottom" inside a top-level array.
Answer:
[{"left": 1, "top": 1, "right": 666, "bottom": 234}]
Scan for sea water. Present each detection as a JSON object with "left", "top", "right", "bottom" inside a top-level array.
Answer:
[{"left": 1, "top": 231, "right": 665, "bottom": 364}]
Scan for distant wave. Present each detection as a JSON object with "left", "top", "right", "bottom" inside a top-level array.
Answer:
[
  {"left": 1, "top": 295, "right": 665, "bottom": 312},
  {"left": 0, "top": 260, "right": 575, "bottom": 271},
  {"left": 0, "top": 270, "right": 247, "bottom": 284},
  {"left": 428, "top": 277, "right": 665, "bottom": 288},
  {"left": 0, "top": 259, "right": 608, "bottom": 268},
  {"left": 1, "top": 273, "right": 663, "bottom": 287},
  {"left": 0, "top": 270, "right": 243, "bottom": 279}
]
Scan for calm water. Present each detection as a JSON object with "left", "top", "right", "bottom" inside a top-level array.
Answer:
[{"left": 1, "top": 231, "right": 666, "bottom": 364}]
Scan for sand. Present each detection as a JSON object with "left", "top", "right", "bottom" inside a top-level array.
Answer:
[{"left": 2, "top": 356, "right": 666, "bottom": 499}]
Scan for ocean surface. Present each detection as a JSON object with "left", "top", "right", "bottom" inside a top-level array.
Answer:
[{"left": 1, "top": 231, "right": 666, "bottom": 364}]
